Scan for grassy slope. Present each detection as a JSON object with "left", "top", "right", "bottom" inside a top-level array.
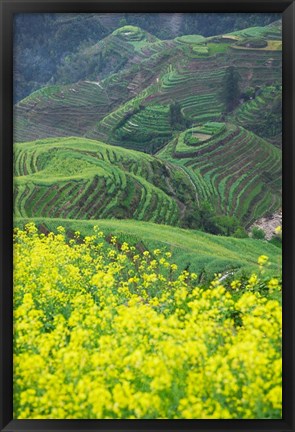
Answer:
[{"left": 15, "top": 217, "right": 281, "bottom": 278}]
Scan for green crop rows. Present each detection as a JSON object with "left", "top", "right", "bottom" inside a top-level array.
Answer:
[
  {"left": 14, "top": 137, "right": 207, "bottom": 227},
  {"left": 158, "top": 122, "right": 281, "bottom": 226}
]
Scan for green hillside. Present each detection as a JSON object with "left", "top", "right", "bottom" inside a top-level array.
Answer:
[
  {"left": 14, "top": 13, "right": 280, "bottom": 103},
  {"left": 14, "top": 40, "right": 180, "bottom": 144},
  {"left": 14, "top": 129, "right": 281, "bottom": 231},
  {"left": 233, "top": 84, "right": 282, "bottom": 145},
  {"left": 75, "top": 37, "right": 282, "bottom": 151},
  {"left": 14, "top": 217, "right": 281, "bottom": 279},
  {"left": 14, "top": 22, "right": 282, "bottom": 148},
  {"left": 225, "top": 20, "right": 281, "bottom": 40},
  {"left": 56, "top": 25, "right": 161, "bottom": 84},
  {"left": 14, "top": 137, "right": 199, "bottom": 227},
  {"left": 157, "top": 122, "right": 281, "bottom": 227}
]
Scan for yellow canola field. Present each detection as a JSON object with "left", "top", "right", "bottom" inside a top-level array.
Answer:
[{"left": 13, "top": 224, "right": 282, "bottom": 419}]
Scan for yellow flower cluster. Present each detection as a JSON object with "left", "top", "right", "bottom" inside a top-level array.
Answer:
[
  {"left": 258, "top": 254, "right": 269, "bottom": 267},
  {"left": 13, "top": 224, "right": 282, "bottom": 419}
]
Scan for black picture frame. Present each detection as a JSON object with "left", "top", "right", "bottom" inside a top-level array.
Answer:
[{"left": 0, "top": 0, "right": 294, "bottom": 431}]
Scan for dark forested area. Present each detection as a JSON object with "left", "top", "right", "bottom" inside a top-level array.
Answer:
[{"left": 13, "top": 12, "right": 280, "bottom": 102}]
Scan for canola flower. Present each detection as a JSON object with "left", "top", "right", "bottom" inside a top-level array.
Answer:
[
  {"left": 13, "top": 224, "right": 282, "bottom": 419},
  {"left": 275, "top": 226, "right": 282, "bottom": 237}
]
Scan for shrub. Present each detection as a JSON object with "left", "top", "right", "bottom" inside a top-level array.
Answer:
[
  {"left": 212, "top": 215, "right": 240, "bottom": 236},
  {"left": 233, "top": 227, "right": 248, "bottom": 238},
  {"left": 251, "top": 226, "right": 266, "bottom": 240}
]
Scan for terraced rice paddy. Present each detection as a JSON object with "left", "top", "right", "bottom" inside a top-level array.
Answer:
[
  {"left": 233, "top": 85, "right": 282, "bottom": 141},
  {"left": 14, "top": 81, "right": 118, "bottom": 142},
  {"left": 14, "top": 137, "right": 199, "bottom": 227},
  {"left": 111, "top": 104, "right": 172, "bottom": 152},
  {"left": 13, "top": 20, "right": 282, "bottom": 233},
  {"left": 176, "top": 35, "right": 206, "bottom": 44},
  {"left": 227, "top": 22, "right": 281, "bottom": 40},
  {"left": 14, "top": 22, "right": 282, "bottom": 147},
  {"left": 14, "top": 40, "right": 179, "bottom": 144},
  {"left": 158, "top": 123, "right": 281, "bottom": 226}
]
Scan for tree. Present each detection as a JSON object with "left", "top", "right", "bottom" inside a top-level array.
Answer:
[
  {"left": 169, "top": 101, "right": 186, "bottom": 130},
  {"left": 119, "top": 17, "right": 128, "bottom": 27},
  {"left": 220, "top": 66, "right": 241, "bottom": 112},
  {"left": 198, "top": 201, "right": 218, "bottom": 233}
]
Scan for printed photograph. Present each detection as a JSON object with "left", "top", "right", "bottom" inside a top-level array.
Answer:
[{"left": 13, "top": 12, "right": 282, "bottom": 419}]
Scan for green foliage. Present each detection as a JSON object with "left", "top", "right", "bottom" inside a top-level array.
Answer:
[
  {"left": 269, "top": 235, "right": 282, "bottom": 248},
  {"left": 211, "top": 215, "right": 240, "bottom": 236},
  {"left": 233, "top": 227, "right": 249, "bottom": 238},
  {"left": 194, "top": 122, "right": 226, "bottom": 135},
  {"left": 113, "top": 106, "right": 143, "bottom": 131},
  {"left": 229, "top": 22, "right": 281, "bottom": 39},
  {"left": 162, "top": 123, "right": 281, "bottom": 228},
  {"left": 169, "top": 102, "right": 187, "bottom": 130},
  {"left": 109, "top": 103, "right": 173, "bottom": 154},
  {"left": 14, "top": 137, "right": 203, "bottom": 229},
  {"left": 251, "top": 226, "right": 266, "bottom": 240},
  {"left": 13, "top": 19, "right": 282, "bottom": 245},
  {"left": 241, "top": 86, "right": 256, "bottom": 100},
  {"left": 188, "top": 204, "right": 242, "bottom": 237},
  {"left": 220, "top": 66, "right": 241, "bottom": 112},
  {"left": 112, "top": 26, "right": 146, "bottom": 41},
  {"left": 190, "top": 45, "right": 209, "bottom": 57}
]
